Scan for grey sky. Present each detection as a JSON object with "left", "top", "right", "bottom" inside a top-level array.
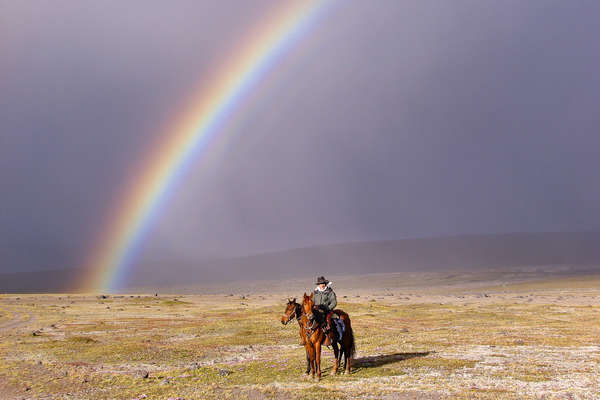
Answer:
[{"left": 1, "top": 0, "right": 600, "bottom": 273}]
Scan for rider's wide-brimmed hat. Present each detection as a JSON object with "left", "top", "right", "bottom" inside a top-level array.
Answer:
[{"left": 315, "top": 276, "right": 329, "bottom": 285}]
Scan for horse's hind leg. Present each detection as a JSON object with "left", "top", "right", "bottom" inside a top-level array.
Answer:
[
  {"left": 344, "top": 353, "right": 352, "bottom": 375},
  {"left": 331, "top": 342, "right": 340, "bottom": 375},
  {"left": 343, "top": 344, "right": 352, "bottom": 375},
  {"left": 343, "top": 349, "right": 349, "bottom": 374}
]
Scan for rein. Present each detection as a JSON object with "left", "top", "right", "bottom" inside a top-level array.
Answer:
[
  {"left": 302, "top": 305, "right": 320, "bottom": 339},
  {"left": 290, "top": 302, "right": 318, "bottom": 339}
]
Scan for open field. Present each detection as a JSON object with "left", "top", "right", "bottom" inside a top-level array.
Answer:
[{"left": 1, "top": 272, "right": 600, "bottom": 399}]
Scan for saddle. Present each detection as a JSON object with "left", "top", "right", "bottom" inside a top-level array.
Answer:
[{"left": 315, "top": 308, "right": 345, "bottom": 345}]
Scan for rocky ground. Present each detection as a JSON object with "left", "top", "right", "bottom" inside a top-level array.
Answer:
[{"left": 1, "top": 271, "right": 599, "bottom": 399}]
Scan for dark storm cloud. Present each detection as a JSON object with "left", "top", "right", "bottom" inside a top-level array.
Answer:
[
  {"left": 0, "top": 0, "right": 276, "bottom": 270},
  {"left": 1, "top": 1, "right": 600, "bottom": 273}
]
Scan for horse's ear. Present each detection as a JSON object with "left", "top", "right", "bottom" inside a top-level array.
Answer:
[
  {"left": 310, "top": 292, "right": 314, "bottom": 300},
  {"left": 292, "top": 297, "right": 296, "bottom": 303},
  {"left": 303, "top": 292, "right": 307, "bottom": 298}
]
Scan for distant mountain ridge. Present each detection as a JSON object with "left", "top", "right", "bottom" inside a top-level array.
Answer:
[{"left": 2, "top": 232, "right": 600, "bottom": 292}]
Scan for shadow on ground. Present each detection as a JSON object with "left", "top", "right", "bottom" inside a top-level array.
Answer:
[{"left": 353, "top": 351, "right": 431, "bottom": 368}]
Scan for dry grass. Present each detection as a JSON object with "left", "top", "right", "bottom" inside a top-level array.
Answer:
[{"left": 1, "top": 274, "right": 599, "bottom": 399}]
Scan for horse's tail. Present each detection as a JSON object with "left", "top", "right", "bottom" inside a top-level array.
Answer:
[{"left": 346, "top": 319, "right": 356, "bottom": 359}]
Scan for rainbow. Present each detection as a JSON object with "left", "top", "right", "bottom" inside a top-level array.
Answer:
[{"left": 81, "top": 0, "right": 336, "bottom": 292}]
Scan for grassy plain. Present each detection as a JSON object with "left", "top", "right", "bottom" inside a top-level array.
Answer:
[{"left": 1, "top": 271, "right": 599, "bottom": 399}]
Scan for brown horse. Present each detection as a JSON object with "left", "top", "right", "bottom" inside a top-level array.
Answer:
[
  {"left": 280, "top": 298, "right": 312, "bottom": 375},
  {"left": 301, "top": 292, "right": 355, "bottom": 379}
]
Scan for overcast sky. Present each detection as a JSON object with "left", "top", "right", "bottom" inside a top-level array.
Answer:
[{"left": 2, "top": 0, "right": 600, "bottom": 273}]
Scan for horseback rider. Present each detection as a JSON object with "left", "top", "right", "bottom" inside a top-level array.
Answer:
[{"left": 313, "top": 276, "right": 343, "bottom": 341}]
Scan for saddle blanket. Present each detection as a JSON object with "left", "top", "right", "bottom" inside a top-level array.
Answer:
[{"left": 334, "top": 318, "right": 345, "bottom": 337}]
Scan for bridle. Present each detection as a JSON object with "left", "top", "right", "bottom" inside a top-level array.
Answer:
[
  {"left": 302, "top": 304, "right": 319, "bottom": 339},
  {"left": 283, "top": 302, "right": 303, "bottom": 325},
  {"left": 283, "top": 299, "right": 320, "bottom": 340}
]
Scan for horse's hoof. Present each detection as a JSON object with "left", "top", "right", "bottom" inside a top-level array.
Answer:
[
  {"left": 330, "top": 370, "right": 337, "bottom": 376},
  {"left": 343, "top": 370, "right": 350, "bottom": 375}
]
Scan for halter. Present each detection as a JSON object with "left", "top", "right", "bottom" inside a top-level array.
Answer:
[{"left": 283, "top": 301, "right": 303, "bottom": 325}]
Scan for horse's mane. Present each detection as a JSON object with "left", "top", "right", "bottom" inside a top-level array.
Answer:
[{"left": 294, "top": 301, "right": 303, "bottom": 320}]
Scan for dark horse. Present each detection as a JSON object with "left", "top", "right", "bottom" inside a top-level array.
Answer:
[
  {"left": 300, "top": 292, "right": 355, "bottom": 379},
  {"left": 281, "top": 296, "right": 355, "bottom": 378}
]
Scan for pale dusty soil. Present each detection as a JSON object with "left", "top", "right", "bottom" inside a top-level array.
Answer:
[
  {"left": 1, "top": 271, "right": 599, "bottom": 399},
  {"left": 0, "top": 312, "right": 36, "bottom": 332}
]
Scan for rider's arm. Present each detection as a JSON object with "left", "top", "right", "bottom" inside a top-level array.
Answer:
[{"left": 328, "top": 291, "right": 337, "bottom": 310}]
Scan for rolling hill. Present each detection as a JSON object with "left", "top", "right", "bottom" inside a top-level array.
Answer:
[{"left": 2, "top": 232, "right": 600, "bottom": 292}]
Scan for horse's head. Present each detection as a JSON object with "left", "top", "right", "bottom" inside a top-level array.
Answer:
[
  {"left": 302, "top": 292, "right": 315, "bottom": 322},
  {"left": 281, "top": 298, "right": 299, "bottom": 325}
]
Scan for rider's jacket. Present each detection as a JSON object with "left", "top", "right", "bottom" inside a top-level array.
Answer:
[{"left": 313, "top": 284, "right": 337, "bottom": 312}]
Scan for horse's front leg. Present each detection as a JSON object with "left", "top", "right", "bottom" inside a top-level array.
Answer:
[
  {"left": 298, "top": 326, "right": 305, "bottom": 346},
  {"left": 305, "top": 343, "right": 315, "bottom": 379},
  {"left": 305, "top": 346, "right": 311, "bottom": 375},
  {"left": 331, "top": 342, "right": 340, "bottom": 375},
  {"left": 314, "top": 339, "right": 322, "bottom": 381}
]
